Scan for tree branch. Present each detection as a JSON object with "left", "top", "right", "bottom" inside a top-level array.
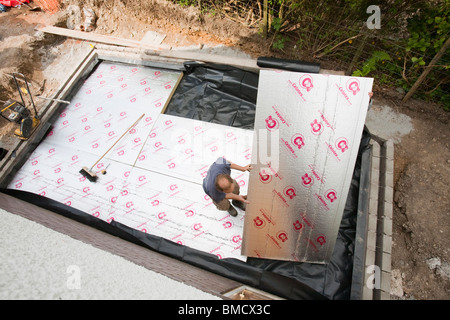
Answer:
[{"left": 314, "top": 34, "right": 361, "bottom": 59}]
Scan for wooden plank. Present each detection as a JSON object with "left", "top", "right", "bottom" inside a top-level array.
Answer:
[
  {"left": 38, "top": 25, "right": 165, "bottom": 51},
  {"left": 160, "top": 50, "right": 259, "bottom": 72},
  {"left": 141, "top": 30, "right": 166, "bottom": 46},
  {"left": 39, "top": 26, "right": 260, "bottom": 72},
  {"left": 160, "top": 71, "right": 184, "bottom": 115}
]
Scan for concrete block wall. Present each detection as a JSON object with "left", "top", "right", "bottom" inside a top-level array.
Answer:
[{"left": 362, "top": 138, "right": 394, "bottom": 300}]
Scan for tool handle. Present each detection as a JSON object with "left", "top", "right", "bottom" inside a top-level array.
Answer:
[
  {"left": 36, "top": 96, "right": 71, "bottom": 104},
  {"left": 90, "top": 113, "right": 145, "bottom": 170},
  {"left": 12, "top": 72, "right": 38, "bottom": 118},
  {"left": 1, "top": 101, "right": 16, "bottom": 113}
]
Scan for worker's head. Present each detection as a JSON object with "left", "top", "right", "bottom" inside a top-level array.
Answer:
[{"left": 215, "top": 174, "right": 234, "bottom": 194}]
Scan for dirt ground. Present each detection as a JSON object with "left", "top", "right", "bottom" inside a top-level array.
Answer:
[{"left": 0, "top": 2, "right": 448, "bottom": 299}]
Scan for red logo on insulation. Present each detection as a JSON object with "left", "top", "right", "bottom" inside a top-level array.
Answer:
[
  {"left": 291, "top": 134, "right": 305, "bottom": 149},
  {"left": 335, "top": 137, "right": 349, "bottom": 153},
  {"left": 346, "top": 78, "right": 360, "bottom": 95},
  {"left": 253, "top": 216, "right": 265, "bottom": 229},
  {"left": 316, "top": 234, "right": 327, "bottom": 246},
  {"left": 259, "top": 169, "right": 272, "bottom": 184},
  {"left": 284, "top": 186, "right": 297, "bottom": 199},
  {"left": 223, "top": 220, "right": 233, "bottom": 229},
  {"left": 185, "top": 209, "right": 195, "bottom": 217},
  {"left": 265, "top": 116, "right": 279, "bottom": 131},
  {"left": 325, "top": 189, "right": 337, "bottom": 203},
  {"left": 277, "top": 231, "right": 288, "bottom": 243},
  {"left": 293, "top": 220, "right": 303, "bottom": 231},
  {"left": 301, "top": 173, "right": 313, "bottom": 187},
  {"left": 299, "top": 75, "right": 314, "bottom": 92},
  {"left": 310, "top": 119, "right": 323, "bottom": 135},
  {"left": 231, "top": 235, "right": 242, "bottom": 244}
]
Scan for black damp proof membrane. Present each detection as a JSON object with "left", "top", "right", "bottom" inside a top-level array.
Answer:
[
  {"left": 164, "top": 62, "right": 259, "bottom": 130},
  {"left": 2, "top": 60, "right": 371, "bottom": 300},
  {"left": 257, "top": 56, "right": 321, "bottom": 74}
]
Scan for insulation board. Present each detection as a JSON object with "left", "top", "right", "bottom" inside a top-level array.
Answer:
[
  {"left": 241, "top": 70, "right": 373, "bottom": 263},
  {"left": 7, "top": 61, "right": 251, "bottom": 261}
]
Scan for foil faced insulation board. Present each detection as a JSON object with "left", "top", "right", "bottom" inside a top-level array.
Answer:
[
  {"left": 7, "top": 62, "right": 252, "bottom": 261},
  {"left": 241, "top": 70, "right": 373, "bottom": 264}
]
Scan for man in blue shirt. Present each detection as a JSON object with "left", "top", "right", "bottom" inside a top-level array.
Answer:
[{"left": 202, "top": 157, "right": 252, "bottom": 217}]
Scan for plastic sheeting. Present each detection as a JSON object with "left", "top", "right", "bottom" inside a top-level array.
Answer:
[
  {"left": 257, "top": 57, "right": 321, "bottom": 73},
  {"left": 164, "top": 62, "right": 258, "bottom": 129}
]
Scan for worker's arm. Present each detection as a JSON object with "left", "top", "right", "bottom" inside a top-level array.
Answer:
[
  {"left": 368, "top": 91, "right": 373, "bottom": 110},
  {"left": 230, "top": 162, "right": 253, "bottom": 172},
  {"left": 225, "top": 193, "right": 249, "bottom": 204}
]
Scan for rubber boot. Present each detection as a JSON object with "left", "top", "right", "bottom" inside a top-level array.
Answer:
[{"left": 227, "top": 206, "right": 238, "bottom": 217}]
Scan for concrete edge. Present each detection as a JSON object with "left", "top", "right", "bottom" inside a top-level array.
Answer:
[
  {"left": 364, "top": 138, "right": 394, "bottom": 300},
  {"left": 380, "top": 139, "right": 394, "bottom": 300}
]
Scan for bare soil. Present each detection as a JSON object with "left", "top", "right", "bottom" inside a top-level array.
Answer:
[{"left": 0, "top": 1, "right": 448, "bottom": 299}]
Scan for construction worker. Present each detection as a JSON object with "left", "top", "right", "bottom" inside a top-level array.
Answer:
[{"left": 202, "top": 157, "right": 252, "bottom": 217}]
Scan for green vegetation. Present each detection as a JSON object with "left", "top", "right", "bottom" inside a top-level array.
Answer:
[
  {"left": 171, "top": 0, "right": 449, "bottom": 109},
  {"left": 353, "top": 51, "right": 392, "bottom": 77}
]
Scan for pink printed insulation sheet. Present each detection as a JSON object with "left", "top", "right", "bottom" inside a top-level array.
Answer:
[
  {"left": 7, "top": 61, "right": 253, "bottom": 261},
  {"left": 241, "top": 70, "right": 373, "bottom": 264}
]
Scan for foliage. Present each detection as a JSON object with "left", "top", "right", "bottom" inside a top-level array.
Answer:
[
  {"left": 175, "top": 0, "right": 197, "bottom": 7},
  {"left": 401, "top": 0, "right": 450, "bottom": 108},
  {"left": 353, "top": 51, "right": 391, "bottom": 77},
  {"left": 406, "top": 4, "right": 449, "bottom": 56},
  {"left": 169, "top": 0, "right": 450, "bottom": 108}
]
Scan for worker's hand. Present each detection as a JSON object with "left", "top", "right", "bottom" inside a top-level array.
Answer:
[
  {"left": 237, "top": 194, "right": 250, "bottom": 204},
  {"left": 243, "top": 164, "right": 253, "bottom": 172},
  {"left": 368, "top": 91, "right": 373, "bottom": 98}
]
